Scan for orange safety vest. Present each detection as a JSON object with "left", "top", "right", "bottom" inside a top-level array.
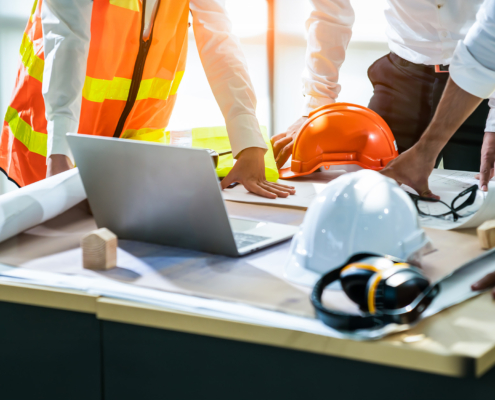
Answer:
[{"left": 0, "top": 0, "right": 189, "bottom": 187}]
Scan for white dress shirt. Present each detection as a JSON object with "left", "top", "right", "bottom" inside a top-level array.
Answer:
[
  {"left": 41, "top": 0, "right": 266, "bottom": 162},
  {"left": 303, "top": 0, "right": 495, "bottom": 132},
  {"left": 450, "top": 0, "right": 495, "bottom": 131}
]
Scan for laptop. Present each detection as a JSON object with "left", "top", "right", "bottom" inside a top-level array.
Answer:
[{"left": 67, "top": 133, "right": 298, "bottom": 257}]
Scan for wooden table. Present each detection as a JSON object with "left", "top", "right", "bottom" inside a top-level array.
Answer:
[{"left": 0, "top": 202, "right": 494, "bottom": 400}]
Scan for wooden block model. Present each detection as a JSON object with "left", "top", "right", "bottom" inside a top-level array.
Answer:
[
  {"left": 81, "top": 228, "right": 118, "bottom": 270},
  {"left": 477, "top": 220, "right": 495, "bottom": 250}
]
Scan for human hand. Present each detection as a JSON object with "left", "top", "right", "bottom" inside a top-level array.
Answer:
[
  {"left": 270, "top": 116, "right": 308, "bottom": 169},
  {"left": 46, "top": 154, "right": 74, "bottom": 178},
  {"left": 471, "top": 272, "right": 495, "bottom": 299},
  {"left": 221, "top": 147, "right": 296, "bottom": 199},
  {"left": 475, "top": 132, "right": 495, "bottom": 191},
  {"left": 379, "top": 143, "right": 439, "bottom": 199}
]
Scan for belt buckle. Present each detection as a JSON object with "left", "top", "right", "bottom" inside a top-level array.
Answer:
[{"left": 435, "top": 65, "right": 449, "bottom": 73}]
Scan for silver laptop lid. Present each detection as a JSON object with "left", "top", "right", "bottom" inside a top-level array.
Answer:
[{"left": 67, "top": 133, "right": 239, "bottom": 256}]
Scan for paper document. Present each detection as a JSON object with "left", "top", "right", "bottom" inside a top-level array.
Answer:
[
  {"left": 16, "top": 240, "right": 316, "bottom": 317},
  {"left": 0, "top": 169, "right": 87, "bottom": 243},
  {"left": 222, "top": 169, "right": 351, "bottom": 209},
  {"left": 223, "top": 180, "right": 328, "bottom": 209},
  {"left": 403, "top": 169, "right": 495, "bottom": 230},
  {"left": 1, "top": 242, "right": 494, "bottom": 341},
  {"left": 0, "top": 192, "right": 492, "bottom": 340}
]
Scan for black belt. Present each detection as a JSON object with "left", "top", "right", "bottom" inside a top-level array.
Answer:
[{"left": 389, "top": 52, "right": 449, "bottom": 74}]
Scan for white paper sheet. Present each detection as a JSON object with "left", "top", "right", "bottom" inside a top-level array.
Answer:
[
  {"left": 223, "top": 180, "right": 329, "bottom": 209},
  {"left": 0, "top": 265, "right": 400, "bottom": 340},
  {"left": 1, "top": 247, "right": 494, "bottom": 341},
  {"left": 222, "top": 167, "right": 357, "bottom": 209},
  {"left": 403, "top": 169, "right": 495, "bottom": 230},
  {"left": 0, "top": 169, "right": 87, "bottom": 243}
]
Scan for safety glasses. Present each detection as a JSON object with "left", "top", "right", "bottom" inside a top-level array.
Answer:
[{"left": 408, "top": 184, "right": 479, "bottom": 222}]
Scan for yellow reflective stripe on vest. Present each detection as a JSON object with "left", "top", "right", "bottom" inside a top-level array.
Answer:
[
  {"left": 82, "top": 76, "right": 131, "bottom": 102},
  {"left": 109, "top": 0, "right": 140, "bottom": 11},
  {"left": 30, "top": 0, "right": 39, "bottom": 22},
  {"left": 82, "top": 72, "right": 184, "bottom": 103},
  {"left": 136, "top": 71, "right": 184, "bottom": 101},
  {"left": 5, "top": 106, "right": 47, "bottom": 157},
  {"left": 20, "top": 34, "right": 44, "bottom": 83}
]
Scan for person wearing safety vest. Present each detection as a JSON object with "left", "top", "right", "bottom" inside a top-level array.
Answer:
[
  {"left": 381, "top": 0, "right": 495, "bottom": 299},
  {"left": 0, "top": 0, "right": 295, "bottom": 200},
  {"left": 271, "top": 1, "right": 492, "bottom": 181}
]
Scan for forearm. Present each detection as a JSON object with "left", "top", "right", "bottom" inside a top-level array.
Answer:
[
  {"left": 302, "top": 0, "right": 354, "bottom": 115},
  {"left": 417, "top": 78, "right": 483, "bottom": 157}
]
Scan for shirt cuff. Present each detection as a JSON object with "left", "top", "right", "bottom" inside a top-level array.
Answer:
[
  {"left": 302, "top": 95, "right": 336, "bottom": 117},
  {"left": 450, "top": 41, "right": 495, "bottom": 99},
  {"left": 226, "top": 114, "right": 267, "bottom": 158},
  {"left": 46, "top": 116, "right": 78, "bottom": 164},
  {"left": 486, "top": 109, "right": 495, "bottom": 132}
]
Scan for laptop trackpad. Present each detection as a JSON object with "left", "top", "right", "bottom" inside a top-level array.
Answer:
[
  {"left": 229, "top": 218, "right": 271, "bottom": 249},
  {"left": 229, "top": 217, "right": 298, "bottom": 252},
  {"left": 230, "top": 218, "right": 268, "bottom": 232}
]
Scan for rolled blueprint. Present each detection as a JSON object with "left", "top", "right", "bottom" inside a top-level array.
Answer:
[{"left": 0, "top": 168, "right": 87, "bottom": 243}]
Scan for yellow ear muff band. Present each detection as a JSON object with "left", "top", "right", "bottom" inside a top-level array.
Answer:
[
  {"left": 367, "top": 272, "right": 383, "bottom": 314},
  {"left": 341, "top": 263, "right": 378, "bottom": 274},
  {"left": 394, "top": 263, "right": 411, "bottom": 268}
]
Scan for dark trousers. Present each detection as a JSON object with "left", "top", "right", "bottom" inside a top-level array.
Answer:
[{"left": 367, "top": 53, "right": 488, "bottom": 171}]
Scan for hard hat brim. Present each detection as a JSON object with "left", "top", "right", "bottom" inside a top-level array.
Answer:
[
  {"left": 279, "top": 162, "right": 382, "bottom": 180},
  {"left": 284, "top": 252, "right": 322, "bottom": 287},
  {"left": 278, "top": 167, "right": 307, "bottom": 179}
]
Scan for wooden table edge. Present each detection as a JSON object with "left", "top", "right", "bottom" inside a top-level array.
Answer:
[
  {"left": 0, "top": 280, "right": 489, "bottom": 379},
  {"left": 478, "top": 344, "right": 495, "bottom": 377},
  {"left": 0, "top": 280, "right": 98, "bottom": 314},
  {"left": 95, "top": 297, "right": 476, "bottom": 378}
]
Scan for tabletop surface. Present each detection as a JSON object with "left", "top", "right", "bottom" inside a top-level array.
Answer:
[{"left": 0, "top": 200, "right": 494, "bottom": 378}]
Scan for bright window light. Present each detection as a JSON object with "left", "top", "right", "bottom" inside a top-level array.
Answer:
[{"left": 226, "top": 0, "right": 267, "bottom": 38}]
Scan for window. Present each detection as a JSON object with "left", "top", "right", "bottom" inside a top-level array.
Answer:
[{"left": 168, "top": 0, "right": 270, "bottom": 132}]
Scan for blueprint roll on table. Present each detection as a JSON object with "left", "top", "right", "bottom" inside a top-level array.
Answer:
[{"left": 0, "top": 169, "right": 87, "bottom": 243}]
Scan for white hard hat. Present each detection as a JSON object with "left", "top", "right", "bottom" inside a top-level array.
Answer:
[{"left": 285, "top": 170, "right": 431, "bottom": 286}]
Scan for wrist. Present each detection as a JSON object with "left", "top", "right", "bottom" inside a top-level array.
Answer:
[
  {"left": 49, "top": 154, "right": 70, "bottom": 159},
  {"left": 237, "top": 146, "right": 266, "bottom": 159},
  {"left": 413, "top": 138, "right": 440, "bottom": 164}
]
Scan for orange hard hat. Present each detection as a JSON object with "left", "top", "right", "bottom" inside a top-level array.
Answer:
[{"left": 279, "top": 103, "right": 399, "bottom": 179}]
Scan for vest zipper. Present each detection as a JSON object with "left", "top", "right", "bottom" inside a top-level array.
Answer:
[{"left": 113, "top": 0, "right": 160, "bottom": 138}]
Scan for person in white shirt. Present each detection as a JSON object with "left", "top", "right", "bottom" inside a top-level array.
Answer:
[
  {"left": 40, "top": 0, "right": 295, "bottom": 199},
  {"left": 271, "top": 0, "right": 493, "bottom": 178},
  {"left": 381, "top": 0, "right": 495, "bottom": 296}
]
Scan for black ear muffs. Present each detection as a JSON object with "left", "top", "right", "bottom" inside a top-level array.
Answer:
[
  {"left": 311, "top": 253, "right": 439, "bottom": 332},
  {"left": 340, "top": 264, "right": 376, "bottom": 310},
  {"left": 370, "top": 266, "right": 430, "bottom": 313}
]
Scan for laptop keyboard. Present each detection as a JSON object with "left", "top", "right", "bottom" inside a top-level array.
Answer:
[{"left": 234, "top": 232, "right": 269, "bottom": 249}]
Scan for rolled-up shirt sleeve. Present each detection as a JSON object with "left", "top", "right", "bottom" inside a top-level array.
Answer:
[
  {"left": 450, "top": 0, "right": 495, "bottom": 100},
  {"left": 190, "top": 0, "right": 267, "bottom": 158},
  {"left": 41, "top": 0, "right": 92, "bottom": 163},
  {"left": 302, "top": 0, "right": 354, "bottom": 116},
  {"left": 485, "top": 97, "right": 495, "bottom": 132}
]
